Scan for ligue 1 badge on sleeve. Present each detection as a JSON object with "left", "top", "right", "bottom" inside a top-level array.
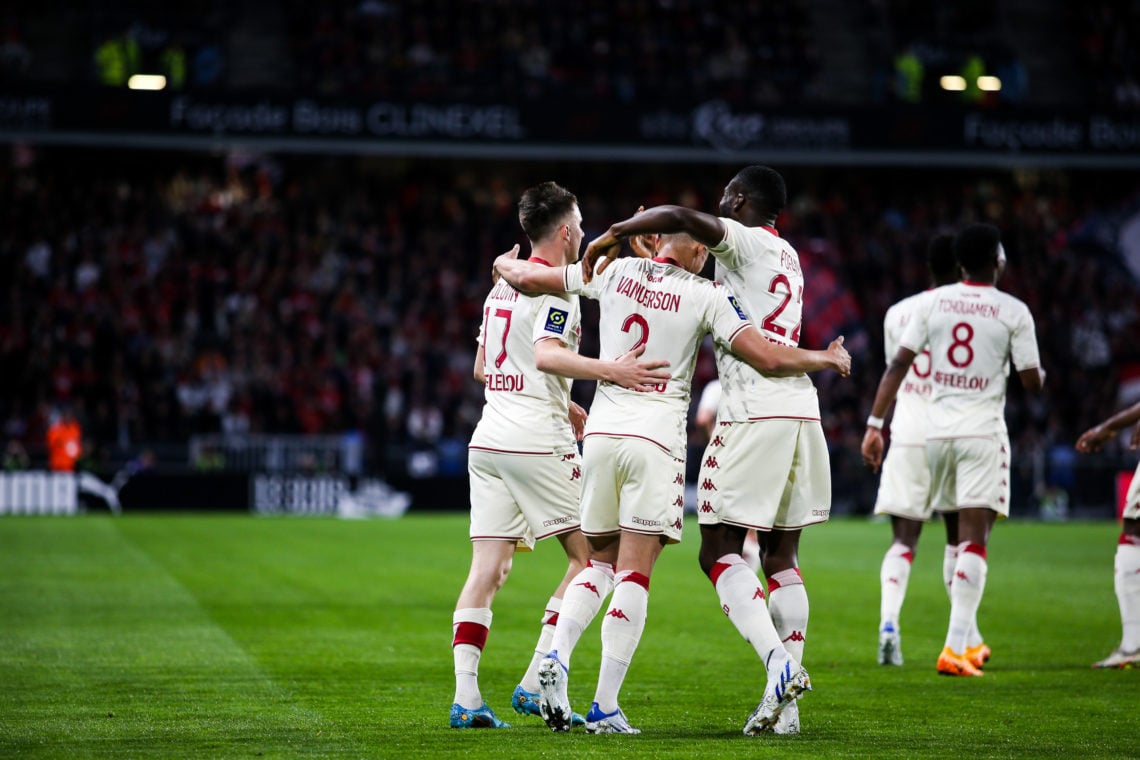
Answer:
[
  {"left": 545, "top": 308, "right": 568, "bottom": 334},
  {"left": 727, "top": 296, "right": 748, "bottom": 321}
]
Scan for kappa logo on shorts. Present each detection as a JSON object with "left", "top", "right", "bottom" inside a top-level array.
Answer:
[
  {"left": 711, "top": 435, "right": 724, "bottom": 447},
  {"left": 700, "top": 478, "right": 717, "bottom": 491},
  {"left": 562, "top": 453, "right": 576, "bottom": 461},
  {"left": 672, "top": 495, "right": 684, "bottom": 507},
  {"left": 699, "top": 501, "right": 714, "bottom": 513},
  {"left": 570, "top": 466, "right": 581, "bottom": 481},
  {"left": 727, "top": 295, "right": 748, "bottom": 321},
  {"left": 704, "top": 456, "right": 719, "bottom": 468},
  {"left": 673, "top": 473, "right": 684, "bottom": 485},
  {"left": 544, "top": 308, "right": 569, "bottom": 334},
  {"left": 673, "top": 518, "right": 682, "bottom": 531}
]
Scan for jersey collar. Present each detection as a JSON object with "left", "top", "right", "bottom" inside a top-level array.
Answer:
[
  {"left": 652, "top": 256, "right": 682, "bottom": 268},
  {"left": 962, "top": 279, "right": 994, "bottom": 287},
  {"left": 528, "top": 256, "right": 554, "bottom": 267}
]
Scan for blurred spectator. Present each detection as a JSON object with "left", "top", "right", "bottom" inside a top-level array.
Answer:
[
  {"left": 894, "top": 44, "right": 924, "bottom": 102},
  {"left": 0, "top": 22, "right": 31, "bottom": 82},
  {"left": 3, "top": 439, "right": 30, "bottom": 471},
  {"left": 46, "top": 405, "right": 82, "bottom": 472}
]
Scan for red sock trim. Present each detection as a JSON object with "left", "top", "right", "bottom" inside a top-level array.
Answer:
[
  {"left": 902, "top": 551, "right": 915, "bottom": 563},
  {"left": 962, "top": 542, "right": 987, "bottom": 559},
  {"left": 452, "top": 622, "right": 488, "bottom": 649},
  {"left": 543, "top": 611, "right": 560, "bottom": 627},
  {"left": 620, "top": 571, "right": 651, "bottom": 591},
  {"left": 709, "top": 561, "right": 732, "bottom": 586},
  {"left": 766, "top": 567, "right": 803, "bottom": 592},
  {"left": 1120, "top": 533, "right": 1140, "bottom": 547}
]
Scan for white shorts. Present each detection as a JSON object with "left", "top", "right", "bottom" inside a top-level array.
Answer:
[
  {"left": 467, "top": 448, "right": 582, "bottom": 551},
  {"left": 926, "top": 434, "right": 1011, "bottom": 517},
  {"left": 580, "top": 435, "right": 685, "bottom": 544},
  {"left": 695, "top": 419, "right": 831, "bottom": 531},
  {"left": 873, "top": 442, "right": 934, "bottom": 520},
  {"left": 1124, "top": 461, "right": 1140, "bottom": 521}
]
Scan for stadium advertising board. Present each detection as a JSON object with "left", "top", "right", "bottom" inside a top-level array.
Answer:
[
  {"left": 0, "top": 472, "right": 77, "bottom": 516},
  {"left": 2, "top": 90, "right": 1139, "bottom": 165}
]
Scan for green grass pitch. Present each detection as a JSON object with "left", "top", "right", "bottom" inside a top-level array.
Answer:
[{"left": 0, "top": 513, "right": 1134, "bottom": 758}]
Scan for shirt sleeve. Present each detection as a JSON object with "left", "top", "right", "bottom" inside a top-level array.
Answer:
[
  {"left": 564, "top": 260, "right": 608, "bottom": 300},
  {"left": 1009, "top": 302, "right": 1042, "bottom": 371},
  {"left": 707, "top": 217, "right": 743, "bottom": 271},
  {"left": 898, "top": 295, "right": 930, "bottom": 354},
  {"left": 706, "top": 282, "right": 753, "bottom": 347},
  {"left": 531, "top": 294, "right": 576, "bottom": 344}
]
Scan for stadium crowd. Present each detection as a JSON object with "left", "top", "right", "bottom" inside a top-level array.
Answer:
[
  {"left": 283, "top": 0, "right": 819, "bottom": 104},
  {"left": 1, "top": 148, "right": 1138, "bottom": 511}
]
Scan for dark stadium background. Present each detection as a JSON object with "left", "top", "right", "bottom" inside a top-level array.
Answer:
[{"left": 1, "top": 0, "right": 1138, "bottom": 518}]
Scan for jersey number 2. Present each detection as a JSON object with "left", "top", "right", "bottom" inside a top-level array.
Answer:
[
  {"left": 761, "top": 274, "right": 803, "bottom": 343},
  {"left": 621, "top": 313, "right": 666, "bottom": 392}
]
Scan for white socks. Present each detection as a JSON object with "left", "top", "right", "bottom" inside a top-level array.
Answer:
[
  {"left": 879, "top": 542, "right": 914, "bottom": 633},
  {"left": 548, "top": 560, "right": 614, "bottom": 670},
  {"left": 594, "top": 571, "right": 650, "bottom": 713},
  {"left": 1115, "top": 538, "right": 1140, "bottom": 651},
  {"left": 520, "top": 597, "right": 561, "bottom": 693},
  {"left": 945, "top": 543, "right": 987, "bottom": 653},
  {"left": 452, "top": 607, "right": 493, "bottom": 708},
  {"left": 710, "top": 554, "right": 784, "bottom": 662},
  {"left": 768, "top": 568, "right": 808, "bottom": 664}
]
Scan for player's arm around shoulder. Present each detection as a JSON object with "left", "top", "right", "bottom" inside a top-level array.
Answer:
[
  {"left": 729, "top": 325, "right": 851, "bottom": 377},
  {"left": 493, "top": 244, "right": 568, "bottom": 295}
]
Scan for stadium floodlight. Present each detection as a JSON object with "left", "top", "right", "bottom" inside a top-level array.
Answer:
[
  {"left": 939, "top": 75, "right": 967, "bottom": 91},
  {"left": 977, "top": 76, "right": 1002, "bottom": 92},
  {"left": 128, "top": 74, "right": 167, "bottom": 91}
]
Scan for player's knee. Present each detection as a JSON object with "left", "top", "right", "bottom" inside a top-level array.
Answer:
[{"left": 697, "top": 546, "right": 719, "bottom": 579}]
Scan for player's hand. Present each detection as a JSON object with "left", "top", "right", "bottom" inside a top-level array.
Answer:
[
  {"left": 609, "top": 343, "right": 671, "bottom": 392},
  {"left": 492, "top": 243, "right": 521, "bottom": 284},
  {"left": 628, "top": 206, "right": 656, "bottom": 259},
  {"left": 583, "top": 232, "right": 622, "bottom": 283},
  {"left": 828, "top": 336, "right": 851, "bottom": 377},
  {"left": 861, "top": 426, "right": 884, "bottom": 473},
  {"left": 1074, "top": 424, "right": 1111, "bottom": 454},
  {"left": 568, "top": 401, "right": 588, "bottom": 441}
]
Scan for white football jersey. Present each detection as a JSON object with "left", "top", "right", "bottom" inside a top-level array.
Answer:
[
  {"left": 882, "top": 289, "right": 935, "bottom": 445},
  {"left": 564, "top": 256, "right": 751, "bottom": 458},
  {"left": 899, "top": 281, "right": 1041, "bottom": 439},
  {"left": 709, "top": 218, "right": 821, "bottom": 421},
  {"left": 468, "top": 278, "right": 582, "bottom": 456}
]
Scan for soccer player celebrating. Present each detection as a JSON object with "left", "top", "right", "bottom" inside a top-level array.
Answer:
[
  {"left": 1074, "top": 399, "right": 1140, "bottom": 669},
  {"left": 862, "top": 223, "right": 1045, "bottom": 677},
  {"left": 450, "top": 182, "right": 672, "bottom": 729},
  {"left": 496, "top": 225, "right": 850, "bottom": 734},
  {"left": 870, "top": 234, "right": 966, "bottom": 667},
  {"left": 582, "top": 166, "right": 837, "bottom": 734}
]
